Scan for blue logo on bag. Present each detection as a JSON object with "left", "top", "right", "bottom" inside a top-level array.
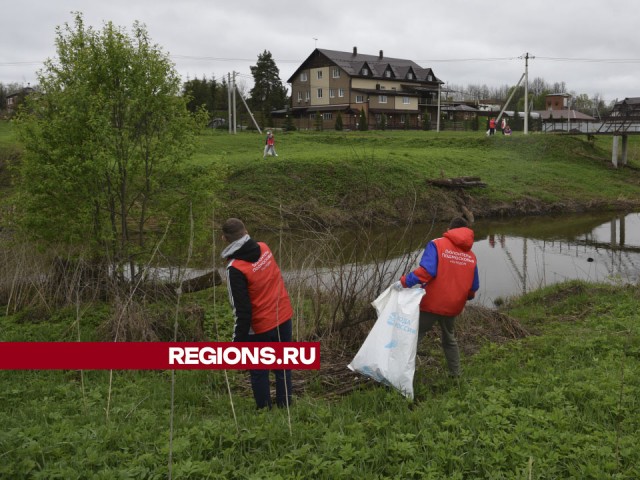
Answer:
[
  {"left": 386, "top": 312, "right": 417, "bottom": 335},
  {"left": 384, "top": 340, "right": 398, "bottom": 349}
]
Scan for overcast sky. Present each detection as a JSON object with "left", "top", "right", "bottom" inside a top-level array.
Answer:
[{"left": 3, "top": 0, "right": 639, "bottom": 104}]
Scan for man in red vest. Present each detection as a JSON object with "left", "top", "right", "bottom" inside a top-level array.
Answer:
[
  {"left": 393, "top": 217, "right": 479, "bottom": 377},
  {"left": 221, "top": 218, "right": 293, "bottom": 409}
]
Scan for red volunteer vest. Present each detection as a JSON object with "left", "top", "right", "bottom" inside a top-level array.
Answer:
[
  {"left": 229, "top": 242, "right": 293, "bottom": 334},
  {"left": 420, "top": 236, "right": 477, "bottom": 316}
]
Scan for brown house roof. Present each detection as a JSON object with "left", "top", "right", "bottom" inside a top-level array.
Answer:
[{"left": 287, "top": 48, "right": 443, "bottom": 85}]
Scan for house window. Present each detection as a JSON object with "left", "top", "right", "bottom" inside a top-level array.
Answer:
[
  {"left": 305, "top": 91, "right": 310, "bottom": 101},
  {"left": 297, "top": 91, "right": 302, "bottom": 102},
  {"left": 356, "top": 95, "right": 364, "bottom": 103},
  {"left": 362, "top": 67, "right": 369, "bottom": 76},
  {"left": 400, "top": 114, "right": 406, "bottom": 123},
  {"left": 317, "top": 88, "right": 323, "bottom": 98},
  {"left": 300, "top": 72, "right": 308, "bottom": 82},
  {"left": 338, "top": 88, "right": 345, "bottom": 97},
  {"left": 384, "top": 70, "right": 392, "bottom": 78},
  {"left": 407, "top": 72, "right": 414, "bottom": 80},
  {"left": 317, "top": 70, "right": 323, "bottom": 80},
  {"left": 329, "top": 89, "right": 335, "bottom": 98},
  {"left": 379, "top": 95, "right": 387, "bottom": 104},
  {"left": 332, "top": 68, "right": 340, "bottom": 78},
  {"left": 323, "top": 113, "right": 333, "bottom": 120},
  {"left": 427, "top": 74, "right": 433, "bottom": 81},
  {"left": 403, "top": 96, "right": 410, "bottom": 104}
]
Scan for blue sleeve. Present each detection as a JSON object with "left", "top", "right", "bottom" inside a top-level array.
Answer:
[
  {"left": 420, "top": 242, "right": 439, "bottom": 277},
  {"left": 472, "top": 265, "right": 479, "bottom": 292},
  {"left": 404, "top": 242, "right": 438, "bottom": 287}
]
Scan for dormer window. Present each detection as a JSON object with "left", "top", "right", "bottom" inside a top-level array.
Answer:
[
  {"left": 384, "top": 70, "right": 392, "bottom": 78},
  {"left": 362, "top": 67, "right": 369, "bottom": 76},
  {"left": 427, "top": 74, "right": 433, "bottom": 81},
  {"left": 407, "top": 72, "right": 414, "bottom": 80}
]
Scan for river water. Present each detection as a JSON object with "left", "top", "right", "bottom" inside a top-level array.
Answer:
[
  {"left": 259, "top": 211, "right": 640, "bottom": 308},
  {"left": 470, "top": 212, "right": 640, "bottom": 306}
]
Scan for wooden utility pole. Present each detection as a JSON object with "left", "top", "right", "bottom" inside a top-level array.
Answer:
[
  {"left": 227, "top": 73, "right": 232, "bottom": 134},
  {"left": 523, "top": 52, "right": 534, "bottom": 135},
  {"left": 232, "top": 71, "right": 237, "bottom": 134}
]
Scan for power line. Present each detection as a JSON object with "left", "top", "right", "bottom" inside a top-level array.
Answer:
[
  {"left": 536, "top": 56, "right": 640, "bottom": 64},
  {"left": 4, "top": 55, "right": 640, "bottom": 69}
]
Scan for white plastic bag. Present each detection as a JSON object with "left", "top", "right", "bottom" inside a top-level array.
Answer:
[{"left": 348, "top": 286, "right": 424, "bottom": 399}]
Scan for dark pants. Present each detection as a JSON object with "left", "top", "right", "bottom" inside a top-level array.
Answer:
[
  {"left": 247, "top": 319, "right": 293, "bottom": 409},
  {"left": 418, "top": 311, "right": 460, "bottom": 376}
]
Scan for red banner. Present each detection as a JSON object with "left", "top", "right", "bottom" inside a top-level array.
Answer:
[{"left": 0, "top": 342, "right": 320, "bottom": 370}]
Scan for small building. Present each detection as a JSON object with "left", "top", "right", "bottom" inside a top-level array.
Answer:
[
  {"left": 5, "top": 86, "right": 35, "bottom": 112},
  {"left": 545, "top": 93, "right": 571, "bottom": 111},
  {"left": 535, "top": 93, "right": 596, "bottom": 133}
]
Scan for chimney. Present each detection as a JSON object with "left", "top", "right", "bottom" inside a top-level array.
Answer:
[
  {"left": 353, "top": 46, "right": 357, "bottom": 56},
  {"left": 379, "top": 50, "right": 383, "bottom": 59}
]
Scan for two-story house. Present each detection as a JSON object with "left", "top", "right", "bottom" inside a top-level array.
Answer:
[{"left": 286, "top": 47, "right": 443, "bottom": 130}]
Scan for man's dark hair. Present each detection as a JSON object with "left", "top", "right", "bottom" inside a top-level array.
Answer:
[
  {"left": 449, "top": 216, "right": 469, "bottom": 229},
  {"left": 222, "top": 218, "right": 247, "bottom": 242}
]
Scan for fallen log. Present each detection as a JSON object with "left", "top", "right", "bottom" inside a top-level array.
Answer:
[
  {"left": 428, "top": 176, "right": 487, "bottom": 189},
  {"left": 169, "top": 270, "right": 222, "bottom": 294}
]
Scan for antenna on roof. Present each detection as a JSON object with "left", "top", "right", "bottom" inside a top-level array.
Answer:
[{"left": 313, "top": 37, "right": 318, "bottom": 48}]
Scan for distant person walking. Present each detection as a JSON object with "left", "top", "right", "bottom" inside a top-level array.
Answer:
[
  {"left": 263, "top": 130, "right": 278, "bottom": 158},
  {"left": 392, "top": 217, "right": 479, "bottom": 377},
  {"left": 489, "top": 118, "right": 496, "bottom": 135},
  {"left": 500, "top": 117, "right": 507, "bottom": 135}
]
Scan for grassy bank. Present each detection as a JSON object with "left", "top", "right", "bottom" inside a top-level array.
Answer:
[
  {"left": 192, "top": 129, "right": 640, "bottom": 227},
  {"left": 3, "top": 120, "right": 640, "bottom": 230},
  {"left": 0, "top": 281, "right": 638, "bottom": 478}
]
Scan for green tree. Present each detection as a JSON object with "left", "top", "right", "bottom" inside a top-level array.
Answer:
[
  {"left": 183, "top": 75, "right": 219, "bottom": 118},
  {"left": 358, "top": 109, "right": 368, "bottom": 131},
  {"left": 422, "top": 112, "right": 431, "bottom": 130},
  {"left": 15, "top": 13, "right": 211, "bottom": 282},
  {"left": 512, "top": 107, "right": 523, "bottom": 131},
  {"left": 379, "top": 113, "right": 387, "bottom": 130},
  {"left": 0, "top": 83, "right": 7, "bottom": 111},
  {"left": 216, "top": 77, "right": 230, "bottom": 114},
  {"left": 335, "top": 112, "right": 343, "bottom": 131},
  {"left": 284, "top": 109, "right": 296, "bottom": 132},
  {"left": 249, "top": 50, "right": 288, "bottom": 124}
]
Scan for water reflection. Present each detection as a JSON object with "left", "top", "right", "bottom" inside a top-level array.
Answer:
[
  {"left": 259, "top": 212, "right": 640, "bottom": 308},
  {"left": 473, "top": 212, "right": 640, "bottom": 306}
]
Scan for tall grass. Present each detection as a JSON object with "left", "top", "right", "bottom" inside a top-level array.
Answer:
[{"left": 1, "top": 281, "right": 639, "bottom": 478}]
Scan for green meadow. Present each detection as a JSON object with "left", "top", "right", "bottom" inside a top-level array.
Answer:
[
  {"left": 1, "top": 281, "right": 639, "bottom": 478},
  {"left": 194, "top": 128, "right": 640, "bottom": 227},
  {"left": 1, "top": 122, "right": 640, "bottom": 478}
]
